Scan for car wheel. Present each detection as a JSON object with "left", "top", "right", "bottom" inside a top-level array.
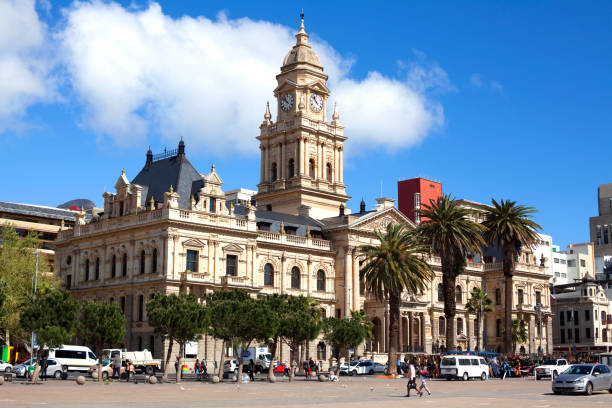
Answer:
[
  {"left": 585, "top": 382, "right": 593, "bottom": 395},
  {"left": 608, "top": 382, "right": 612, "bottom": 394},
  {"left": 552, "top": 371, "right": 558, "bottom": 379},
  {"left": 446, "top": 377, "right": 452, "bottom": 381},
  {"left": 145, "top": 366, "right": 155, "bottom": 376},
  {"left": 553, "top": 390, "right": 561, "bottom": 395},
  {"left": 102, "top": 371, "right": 108, "bottom": 380},
  {"left": 350, "top": 370, "right": 356, "bottom": 376},
  {"left": 462, "top": 372, "right": 469, "bottom": 381},
  {"left": 481, "top": 372, "right": 486, "bottom": 381},
  {"left": 535, "top": 375, "right": 539, "bottom": 381},
  {"left": 4, "top": 367, "right": 11, "bottom": 373},
  {"left": 54, "top": 370, "right": 62, "bottom": 379},
  {"left": 368, "top": 370, "right": 374, "bottom": 375}
]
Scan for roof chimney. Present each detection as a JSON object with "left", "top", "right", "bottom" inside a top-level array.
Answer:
[
  {"left": 146, "top": 146, "right": 153, "bottom": 167},
  {"left": 339, "top": 203, "right": 345, "bottom": 216},
  {"left": 178, "top": 139, "right": 185, "bottom": 157},
  {"left": 360, "top": 199, "right": 366, "bottom": 214}
]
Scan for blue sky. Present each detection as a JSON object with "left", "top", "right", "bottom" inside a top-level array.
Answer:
[{"left": 1, "top": 0, "right": 611, "bottom": 248}]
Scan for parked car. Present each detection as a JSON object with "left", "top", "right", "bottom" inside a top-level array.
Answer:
[
  {"left": 272, "top": 361, "right": 290, "bottom": 374},
  {"left": 535, "top": 358, "right": 570, "bottom": 380},
  {"left": 0, "top": 360, "right": 12, "bottom": 373},
  {"left": 12, "top": 359, "right": 36, "bottom": 378},
  {"left": 49, "top": 345, "right": 97, "bottom": 372},
  {"left": 552, "top": 364, "right": 612, "bottom": 395},
  {"left": 27, "top": 359, "right": 64, "bottom": 380},
  {"left": 223, "top": 359, "right": 239, "bottom": 374},
  {"left": 338, "top": 360, "right": 360, "bottom": 375},
  {"left": 347, "top": 360, "right": 384, "bottom": 376},
  {"left": 88, "top": 358, "right": 130, "bottom": 380},
  {"left": 440, "top": 355, "right": 489, "bottom": 381}
]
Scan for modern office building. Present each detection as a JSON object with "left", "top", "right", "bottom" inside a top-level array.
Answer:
[
  {"left": 397, "top": 177, "right": 442, "bottom": 225},
  {"left": 590, "top": 183, "right": 612, "bottom": 279}
]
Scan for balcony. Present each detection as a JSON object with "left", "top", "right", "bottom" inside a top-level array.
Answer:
[{"left": 257, "top": 231, "right": 333, "bottom": 251}]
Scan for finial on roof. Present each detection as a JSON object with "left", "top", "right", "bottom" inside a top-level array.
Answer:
[
  {"left": 121, "top": 168, "right": 125, "bottom": 175},
  {"left": 211, "top": 163, "right": 215, "bottom": 172},
  {"left": 332, "top": 102, "right": 340, "bottom": 123},
  {"left": 296, "top": 8, "right": 308, "bottom": 45},
  {"left": 264, "top": 101, "right": 271, "bottom": 124},
  {"left": 169, "top": 185, "right": 174, "bottom": 193}
]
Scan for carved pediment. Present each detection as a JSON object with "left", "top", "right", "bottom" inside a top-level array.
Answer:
[
  {"left": 222, "top": 243, "right": 244, "bottom": 253},
  {"left": 182, "top": 238, "right": 206, "bottom": 248},
  {"left": 350, "top": 208, "right": 415, "bottom": 233}
]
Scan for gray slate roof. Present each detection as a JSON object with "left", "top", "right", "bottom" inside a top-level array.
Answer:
[{"left": 0, "top": 201, "right": 84, "bottom": 222}]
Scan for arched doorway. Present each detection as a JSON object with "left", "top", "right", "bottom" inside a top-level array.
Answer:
[
  {"left": 401, "top": 317, "right": 409, "bottom": 352},
  {"left": 371, "top": 318, "right": 382, "bottom": 353}
]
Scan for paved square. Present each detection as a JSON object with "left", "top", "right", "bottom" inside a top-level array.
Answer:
[{"left": 1, "top": 376, "right": 610, "bottom": 407}]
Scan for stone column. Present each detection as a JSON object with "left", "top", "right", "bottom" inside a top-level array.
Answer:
[
  {"left": 306, "top": 257, "right": 312, "bottom": 296},
  {"left": 332, "top": 145, "right": 337, "bottom": 183},
  {"left": 281, "top": 142, "right": 286, "bottom": 180},
  {"left": 280, "top": 252, "right": 286, "bottom": 294},
  {"left": 266, "top": 143, "right": 270, "bottom": 182},
  {"left": 260, "top": 146, "right": 265, "bottom": 183},
  {"left": 277, "top": 143, "right": 282, "bottom": 180},
  {"left": 339, "top": 148, "right": 344, "bottom": 183},
  {"left": 352, "top": 255, "right": 360, "bottom": 311},
  {"left": 432, "top": 312, "right": 439, "bottom": 347},
  {"left": 315, "top": 140, "right": 320, "bottom": 180},
  {"left": 213, "top": 241, "right": 219, "bottom": 283},
  {"left": 343, "top": 247, "right": 353, "bottom": 318},
  {"left": 321, "top": 142, "right": 326, "bottom": 179},
  {"left": 420, "top": 313, "right": 426, "bottom": 352},
  {"left": 384, "top": 310, "right": 389, "bottom": 352},
  {"left": 466, "top": 314, "right": 473, "bottom": 350},
  {"left": 528, "top": 314, "right": 536, "bottom": 354},
  {"left": 408, "top": 312, "right": 414, "bottom": 352},
  {"left": 299, "top": 138, "right": 304, "bottom": 175},
  {"left": 546, "top": 316, "right": 553, "bottom": 354}
]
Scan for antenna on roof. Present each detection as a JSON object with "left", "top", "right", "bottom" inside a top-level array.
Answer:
[{"left": 300, "top": 8, "right": 304, "bottom": 20}]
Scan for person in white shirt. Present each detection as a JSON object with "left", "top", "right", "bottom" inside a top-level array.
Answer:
[{"left": 406, "top": 359, "right": 422, "bottom": 397}]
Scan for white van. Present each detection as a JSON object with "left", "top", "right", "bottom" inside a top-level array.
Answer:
[
  {"left": 440, "top": 355, "right": 489, "bottom": 381},
  {"left": 48, "top": 345, "right": 97, "bottom": 372}
]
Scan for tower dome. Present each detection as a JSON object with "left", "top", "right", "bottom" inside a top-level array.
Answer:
[{"left": 281, "top": 13, "right": 323, "bottom": 73}]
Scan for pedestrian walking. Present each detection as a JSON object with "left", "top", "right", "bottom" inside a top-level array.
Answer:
[
  {"left": 125, "top": 359, "right": 132, "bottom": 382},
  {"left": 175, "top": 357, "right": 180, "bottom": 381},
  {"left": 308, "top": 358, "right": 315, "bottom": 378},
  {"left": 249, "top": 359, "right": 255, "bottom": 381},
  {"left": 40, "top": 356, "right": 48, "bottom": 381},
  {"left": 111, "top": 353, "right": 121, "bottom": 380},
  {"left": 406, "top": 359, "right": 422, "bottom": 397},
  {"left": 194, "top": 358, "right": 200, "bottom": 375},
  {"left": 417, "top": 364, "right": 431, "bottom": 396},
  {"left": 303, "top": 359, "right": 309, "bottom": 378},
  {"left": 502, "top": 360, "right": 511, "bottom": 380}
]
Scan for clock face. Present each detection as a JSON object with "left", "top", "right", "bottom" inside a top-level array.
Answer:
[
  {"left": 310, "top": 94, "right": 323, "bottom": 112},
  {"left": 280, "top": 94, "right": 294, "bottom": 112}
]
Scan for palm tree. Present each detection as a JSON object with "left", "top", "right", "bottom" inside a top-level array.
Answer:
[
  {"left": 359, "top": 223, "right": 433, "bottom": 374},
  {"left": 482, "top": 199, "right": 541, "bottom": 354},
  {"left": 465, "top": 287, "right": 493, "bottom": 351},
  {"left": 417, "top": 195, "right": 485, "bottom": 351},
  {"left": 510, "top": 319, "right": 528, "bottom": 353}
]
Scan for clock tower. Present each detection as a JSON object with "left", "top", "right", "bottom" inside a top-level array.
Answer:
[{"left": 256, "top": 15, "right": 349, "bottom": 219}]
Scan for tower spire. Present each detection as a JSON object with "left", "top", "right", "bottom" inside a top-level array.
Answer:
[
  {"left": 296, "top": 9, "right": 308, "bottom": 45},
  {"left": 264, "top": 101, "right": 271, "bottom": 124}
]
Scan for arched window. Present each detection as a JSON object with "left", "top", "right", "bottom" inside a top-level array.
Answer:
[
  {"left": 95, "top": 258, "right": 100, "bottom": 280},
  {"left": 317, "top": 342, "right": 326, "bottom": 360},
  {"left": 111, "top": 254, "right": 116, "bottom": 278},
  {"left": 437, "top": 283, "right": 443, "bottom": 302},
  {"left": 602, "top": 311, "right": 606, "bottom": 322},
  {"left": 317, "top": 270, "right": 326, "bottom": 292},
  {"left": 309, "top": 159, "right": 315, "bottom": 178},
  {"left": 122, "top": 253, "right": 127, "bottom": 276},
  {"left": 438, "top": 316, "right": 445, "bottom": 336},
  {"left": 85, "top": 259, "right": 90, "bottom": 281},
  {"left": 271, "top": 162, "right": 278, "bottom": 181},
  {"left": 152, "top": 248, "right": 158, "bottom": 273},
  {"left": 140, "top": 250, "right": 146, "bottom": 274},
  {"left": 326, "top": 163, "right": 332, "bottom": 182},
  {"left": 455, "top": 285, "right": 462, "bottom": 303},
  {"left": 291, "top": 266, "right": 300, "bottom": 289},
  {"left": 457, "top": 318, "right": 463, "bottom": 335},
  {"left": 264, "top": 263, "right": 274, "bottom": 286},
  {"left": 495, "top": 288, "right": 501, "bottom": 305},
  {"left": 288, "top": 159, "right": 295, "bottom": 178},
  {"left": 603, "top": 329, "right": 608, "bottom": 342}
]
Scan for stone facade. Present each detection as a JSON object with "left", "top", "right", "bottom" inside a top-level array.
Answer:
[{"left": 53, "top": 17, "right": 553, "bottom": 370}]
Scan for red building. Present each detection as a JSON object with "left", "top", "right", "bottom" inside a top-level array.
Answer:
[{"left": 397, "top": 177, "right": 442, "bottom": 224}]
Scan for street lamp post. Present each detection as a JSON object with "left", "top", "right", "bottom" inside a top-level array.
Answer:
[
  {"left": 31, "top": 251, "right": 39, "bottom": 359},
  {"left": 535, "top": 303, "right": 543, "bottom": 355}
]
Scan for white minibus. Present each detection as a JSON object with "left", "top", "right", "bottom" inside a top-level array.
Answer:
[{"left": 48, "top": 345, "right": 97, "bottom": 372}]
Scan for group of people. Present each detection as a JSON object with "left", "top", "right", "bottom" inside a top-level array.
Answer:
[
  {"left": 401, "top": 358, "right": 431, "bottom": 397},
  {"left": 302, "top": 357, "right": 318, "bottom": 378},
  {"left": 111, "top": 354, "right": 134, "bottom": 381}
]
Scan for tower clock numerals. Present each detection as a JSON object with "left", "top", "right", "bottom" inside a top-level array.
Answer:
[
  {"left": 310, "top": 94, "right": 323, "bottom": 113},
  {"left": 280, "top": 93, "right": 294, "bottom": 111}
]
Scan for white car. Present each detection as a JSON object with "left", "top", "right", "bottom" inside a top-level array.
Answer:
[
  {"left": 12, "top": 359, "right": 36, "bottom": 377},
  {"left": 223, "top": 359, "right": 239, "bottom": 374},
  {"left": 440, "top": 355, "right": 489, "bottom": 381},
  {"left": 535, "top": 359, "right": 570, "bottom": 380},
  {"left": 0, "top": 360, "right": 12, "bottom": 373},
  {"left": 339, "top": 360, "right": 359, "bottom": 375},
  {"left": 347, "top": 360, "right": 385, "bottom": 376},
  {"left": 28, "top": 359, "right": 64, "bottom": 380}
]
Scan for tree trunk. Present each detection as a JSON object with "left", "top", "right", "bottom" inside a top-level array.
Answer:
[
  {"left": 30, "top": 347, "right": 42, "bottom": 384},
  {"left": 267, "top": 336, "right": 278, "bottom": 382},
  {"left": 98, "top": 354, "right": 103, "bottom": 382},
  {"left": 289, "top": 343, "right": 296, "bottom": 382},
  {"left": 176, "top": 342, "right": 184, "bottom": 384},
  {"left": 442, "top": 254, "right": 457, "bottom": 351},
  {"left": 299, "top": 341, "right": 306, "bottom": 378},
  {"left": 162, "top": 338, "right": 173, "bottom": 382},
  {"left": 388, "top": 292, "right": 400, "bottom": 375},
  {"left": 217, "top": 340, "right": 225, "bottom": 379},
  {"left": 4, "top": 328, "right": 9, "bottom": 348},
  {"left": 235, "top": 345, "right": 244, "bottom": 382},
  {"left": 503, "top": 246, "right": 515, "bottom": 354}
]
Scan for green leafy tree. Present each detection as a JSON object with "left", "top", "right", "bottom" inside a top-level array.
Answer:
[
  {"left": 279, "top": 296, "right": 321, "bottom": 382},
  {"left": 510, "top": 319, "right": 528, "bottom": 353},
  {"left": 322, "top": 310, "right": 372, "bottom": 375},
  {"left": 207, "top": 290, "right": 278, "bottom": 381},
  {"left": 20, "top": 288, "right": 77, "bottom": 383},
  {"left": 417, "top": 195, "right": 485, "bottom": 351},
  {"left": 147, "top": 293, "right": 208, "bottom": 383},
  {"left": 77, "top": 301, "right": 126, "bottom": 382},
  {"left": 0, "top": 226, "right": 57, "bottom": 348},
  {"left": 359, "top": 223, "right": 433, "bottom": 373},
  {"left": 482, "top": 199, "right": 541, "bottom": 353},
  {"left": 465, "top": 287, "right": 493, "bottom": 351},
  {"left": 258, "top": 293, "right": 289, "bottom": 382}
]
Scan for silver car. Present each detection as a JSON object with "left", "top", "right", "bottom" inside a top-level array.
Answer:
[{"left": 552, "top": 364, "right": 612, "bottom": 395}]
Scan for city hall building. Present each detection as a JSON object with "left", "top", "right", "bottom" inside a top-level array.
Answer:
[{"left": 54, "top": 18, "right": 553, "bottom": 367}]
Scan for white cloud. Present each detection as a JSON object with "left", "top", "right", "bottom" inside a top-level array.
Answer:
[
  {"left": 0, "top": 0, "right": 56, "bottom": 130},
  {"left": 3, "top": 1, "right": 446, "bottom": 154},
  {"left": 470, "top": 73, "right": 502, "bottom": 92}
]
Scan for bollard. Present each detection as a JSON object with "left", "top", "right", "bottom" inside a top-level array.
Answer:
[
  {"left": 210, "top": 375, "right": 220, "bottom": 384},
  {"left": 76, "top": 376, "right": 86, "bottom": 385},
  {"left": 149, "top": 376, "right": 158, "bottom": 384}
]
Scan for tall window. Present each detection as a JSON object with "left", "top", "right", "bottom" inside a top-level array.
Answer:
[
  {"left": 122, "top": 253, "right": 127, "bottom": 276},
  {"left": 602, "top": 311, "right": 607, "bottom": 322},
  {"left": 66, "top": 274, "right": 72, "bottom": 289},
  {"left": 264, "top": 263, "right": 274, "bottom": 286},
  {"left": 517, "top": 289, "right": 524, "bottom": 305},
  {"left": 111, "top": 254, "right": 116, "bottom": 278},
  {"left": 574, "top": 310, "right": 579, "bottom": 324},
  {"left": 152, "top": 248, "right": 157, "bottom": 273},
  {"left": 437, "top": 284, "right": 443, "bottom": 302},
  {"left": 309, "top": 159, "right": 315, "bottom": 178},
  {"left": 209, "top": 198, "right": 216, "bottom": 212},
  {"left": 138, "top": 295, "right": 144, "bottom": 321},
  {"left": 95, "top": 258, "right": 100, "bottom": 280},
  {"left": 604, "top": 329, "right": 609, "bottom": 342},
  {"left": 85, "top": 259, "right": 90, "bottom": 281},
  {"left": 438, "top": 317, "right": 445, "bottom": 336},
  {"left": 605, "top": 225, "right": 610, "bottom": 245},
  {"left": 288, "top": 159, "right": 295, "bottom": 178},
  {"left": 140, "top": 250, "right": 146, "bottom": 274},
  {"left": 326, "top": 163, "right": 332, "bottom": 182},
  {"left": 560, "top": 329, "right": 565, "bottom": 344},
  {"left": 455, "top": 286, "right": 462, "bottom": 303},
  {"left": 226, "top": 255, "right": 237, "bottom": 276},
  {"left": 271, "top": 162, "right": 278, "bottom": 181},
  {"left": 585, "top": 310, "right": 590, "bottom": 321},
  {"left": 186, "top": 250, "right": 198, "bottom": 272},
  {"left": 597, "top": 225, "right": 602, "bottom": 245},
  {"left": 119, "top": 201, "right": 124, "bottom": 216},
  {"left": 457, "top": 318, "right": 463, "bottom": 335},
  {"left": 317, "top": 342, "right": 326, "bottom": 360},
  {"left": 575, "top": 328, "right": 580, "bottom": 343},
  {"left": 495, "top": 288, "right": 501, "bottom": 305},
  {"left": 317, "top": 270, "right": 326, "bottom": 292},
  {"left": 535, "top": 291, "right": 541, "bottom": 305},
  {"left": 120, "top": 296, "right": 126, "bottom": 314},
  {"left": 291, "top": 266, "right": 300, "bottom": 289},
  {"left": 496, "top": 319, "right": 502, "bottom": 337},
  {"left": 560, "top": 311, "right": 565, "bottom": 326}
]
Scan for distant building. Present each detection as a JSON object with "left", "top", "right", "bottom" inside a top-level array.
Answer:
[
  {"left": 589, "top": 183, "right": 612, "bottom": 279},
  {"left": 224, "top": 188, "right": 257, "bottom": 207},
  {"left": 397, "top": 177, "right": 442, "bottom": 225}
]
